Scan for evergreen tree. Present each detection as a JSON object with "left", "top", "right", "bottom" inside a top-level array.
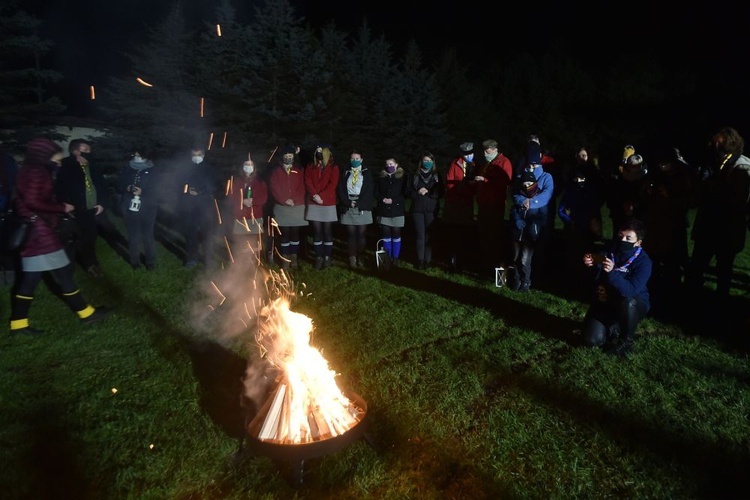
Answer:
[
  {"left": 240, "top": 0, "right": 328, "bottom": 149},
  {"left": 192, "top": 0, "right": 256, "bottom": 155},
  {"left": 433, "top": 48, "right": 493, "bottom": 150},
  {"left": 376, "top": 40, "right": 448, "bottom": 166},
  {"left": 336, "top": 21, "right": 395, "bottom": 159},
  {"left": 96, "top": 1, "right": 205, "bottom": 161},
  {"left": 0, "top": 0, "right": 65, "bottom": 152}
]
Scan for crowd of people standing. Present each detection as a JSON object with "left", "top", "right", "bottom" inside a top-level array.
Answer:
[{"left": 2, "top": 127, "right": 749, "bottom": 355}]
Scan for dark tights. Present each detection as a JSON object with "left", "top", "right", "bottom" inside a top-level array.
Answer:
[{"left": 346, "top": 225, "right": 367, "bottom": 257}]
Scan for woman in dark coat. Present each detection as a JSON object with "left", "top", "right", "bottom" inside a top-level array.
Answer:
[
  {"left": 407, "top": 152, "right": 443, "bottom": 270},
  {"left": 9, "top": 137, "right": 110, "bottom": 335},
  {"left": 374, "top": 157, "right": 407, "bottom": 269}
]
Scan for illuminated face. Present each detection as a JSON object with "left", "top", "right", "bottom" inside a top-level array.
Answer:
[
  {"left": 77, "top": 144, "right": 91, "bottom": 155},
  {"left": 577, "top": 149, "right": 588, "bottom": 161},
  {"left": 618, "top": 229, "right": 640, "bottom": 246}
]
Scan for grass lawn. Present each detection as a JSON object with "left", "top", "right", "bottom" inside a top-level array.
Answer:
[{"left": 1, "top": 208, "right": 749, "bottom": 499}]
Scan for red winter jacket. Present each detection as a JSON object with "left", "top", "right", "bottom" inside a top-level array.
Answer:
[
  {"left": 231, "top": 173, "right": 268, "bottom": 221},
  {"left": 269, "top": 163, "right": 305, "bottom": 206},
  {"left": 304, "top": 160, "right": 339, "bottom": 206},
  {"left": 475, "top": 153, "right": 513, "bottom": 210}
]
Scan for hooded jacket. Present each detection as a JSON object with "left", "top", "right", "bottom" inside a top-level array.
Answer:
[{"left": 14, "top": 138, "right": 68, "bottom": 258}]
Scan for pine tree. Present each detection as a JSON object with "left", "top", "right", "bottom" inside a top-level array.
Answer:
[
  {"left": 96, "top": 1, "right": 206, "bottom": 160},
  {"left": 377, "top": 40, "right": 448, "bottom": 165},
  {"left": 239, "top": 0, "right": 329, "bottom": 149},
  {"left": 0, "top": 0, "right": 65, "bottom": 152}
]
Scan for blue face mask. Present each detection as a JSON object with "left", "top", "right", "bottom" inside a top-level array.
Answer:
[
  {"left": 350, "top": 159, "right": 362, "bottom": 167},
  {"left": 422, "top": 160, "right": 434, "bottom": 170}
]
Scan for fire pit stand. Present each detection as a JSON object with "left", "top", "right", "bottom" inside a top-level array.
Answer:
[{"left": 240, "top": 390, "right": 371, "bottom": 487}]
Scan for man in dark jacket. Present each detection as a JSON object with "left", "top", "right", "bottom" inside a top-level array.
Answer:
[
  {"left": 178, "top": 147, "right": 221, "bottom": 268},
  {"left": 55, "top": 139, "right": 108, "bottom": 277}
]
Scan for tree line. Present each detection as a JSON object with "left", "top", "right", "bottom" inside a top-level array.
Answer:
[{"left": 0, "top": 0, "right": 727, "bottom": 172}]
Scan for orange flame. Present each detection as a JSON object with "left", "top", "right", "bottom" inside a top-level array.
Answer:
[
  {"left": 136, "top": 77, "right": 153, "bottom": 87},
  {"left": 89, "top": 85, "right": 96, "bottom": 100},
  {"left": 216, "top": 24, "right": 222, "bottom": 36},
  {"left": 255, "top": 296, "right": 361, "bottom": 443}
]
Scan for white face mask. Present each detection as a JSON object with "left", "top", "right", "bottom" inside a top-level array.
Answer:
[
  {"left": 192, "top": 155, "right": 204, "bottom": 164},
  {"left": 484, "top": 151, "right": 498, "bottom": 162},
  {"left": 243, "top": 163, "right": 254, "bottom": 175},
  {"left": 463, "top": 153, "right": 474, "bottom": 162},
  {"left": 133, "top": 155, "right": 145, "bottom": 163}
]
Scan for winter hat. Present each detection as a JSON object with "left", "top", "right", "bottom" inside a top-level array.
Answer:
[
  {"left": 460, "top": 142, "right": 474, "bottom": 153},
  {"left": 525, "top": 141, "right": 542, "bottom": 166},
  {"left": 281, "top": 144, "right": 296, "bottom": 156},
  {"left": 25, "top": 137, "right": 62, "bottom": 165}
]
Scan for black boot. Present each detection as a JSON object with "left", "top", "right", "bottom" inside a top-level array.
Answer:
[{"left": 314, "top": 256, "right": 324, "bottom": 270}]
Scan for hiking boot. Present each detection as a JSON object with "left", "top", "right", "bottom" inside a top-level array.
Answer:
[
  {"left": 391, "top": 258, "right": 399, "bottom": 269},
  {"left": 417, "top": 261, "right": 426, "bottom": 270},
  {"left": 10, "top": 326, "right": 45, "bottom": 336},
  {"left": 604, "top": 338, "right": 633, "bottom": 357},
  {"left": 314, "top": 256, "right": 324, "bottom": 270},
  {"left": 322, "top": 256, "right": 332, "bottom": 269},
  {"left": 349, "top": 256, "right": 358, "bottom": 269},
  {"left": 81, "top": 306, "right": 113, "bottom": 325},
  {"left": 517, "top": 282, "right": 531, "bottom": 293},
  {"left": 290, "top": 254, "right": 299, "bottom": 269}
]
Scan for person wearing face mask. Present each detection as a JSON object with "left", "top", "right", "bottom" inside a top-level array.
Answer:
[
  {"left": 407, "top": 152, "right": 444, "bottom": 270},
  {"left": 582, "top": 218, "right": 652, "bottom": 357},
  {"left": 268, "top": 145, "right": 307, "bottom": 270},
  {"left": 304, "top": 145, "right": 339, "bottom": 270},
  {"left": 337, "top": 150, "right": 374, "bottom": 269},
  {"left": 507, "top": 161, "right": 554, "bottom": 292},
  {"left": 474, "top": 139, "right": 513, "bottom": 277},
  {"left": 229, "top": 155, "right": 268, "bottom": 264},
  {"left": 55, "top": 138, "right": 107, "bottom": 278},
  {"left": 374, "top": 157, "right": 407, "bottom": 270},
  {"left": 640, "top": 145, "right": 697, "bottom": 307},
  {"left": 116, "top": 150, "right": 160, "bottom": 270},
  {"left": 8, "top": 138, "right": 112, "bottom": 335},
  {"left": 686, "top": 126, "right": 750, "bottom": 302},
  {"left": 557, "top": 168, "right": 606, "bottom": 296},
  {"left": 442, "top": 142, "right": 479, "bottom": 273},
  {"left": 178, "top": 147, "right": 222, "bottom": 269}
]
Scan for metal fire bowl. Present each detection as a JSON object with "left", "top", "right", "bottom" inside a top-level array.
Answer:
[{"left": 245, "top": 390, "right": 368, "bottom": 462}]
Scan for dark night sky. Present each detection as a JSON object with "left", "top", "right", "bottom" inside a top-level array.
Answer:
[{"left": 24, "top": 0, "right": 747, "bottom": 140}]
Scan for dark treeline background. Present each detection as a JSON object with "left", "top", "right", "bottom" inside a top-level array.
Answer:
[{"left": 1, "top": 0, "right": 747, "bottom": 174}]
